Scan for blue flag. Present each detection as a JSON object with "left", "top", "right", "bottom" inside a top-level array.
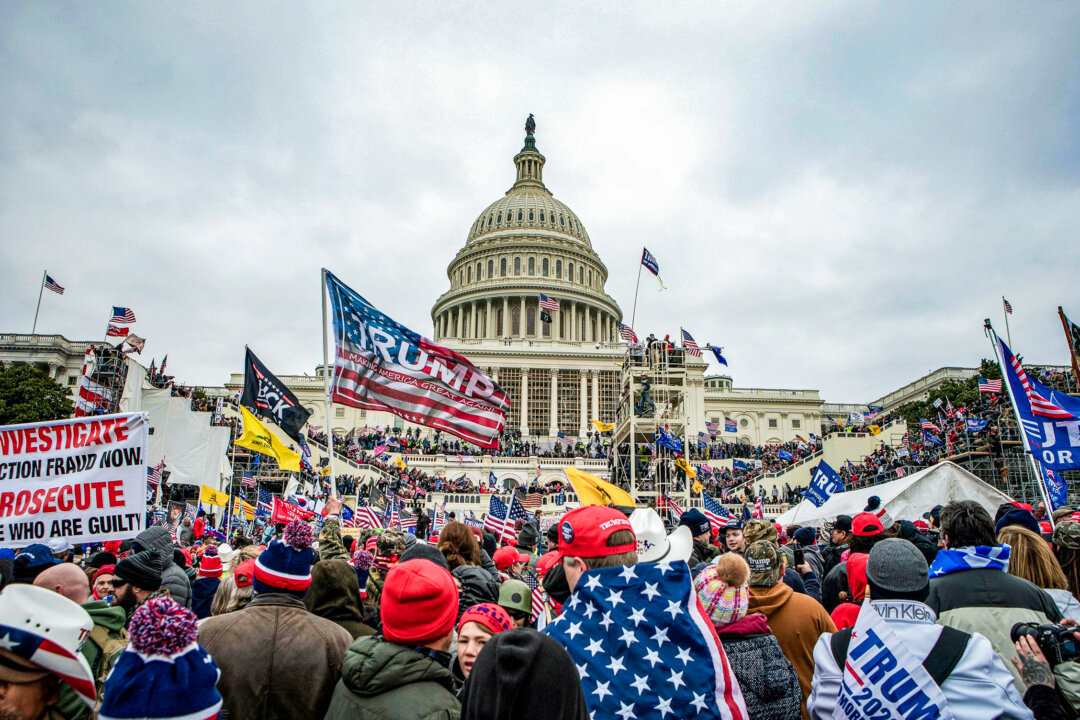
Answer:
[
  {"left": 922, "top": 430, "right": 944, "bottom": 447},
  {"left": 641, "top": 247, "right": 660, "bottom": 276},
  {"left": 997, "top": 336, "right": 1080, "bottom": 471},
  {"left": 488, "top": 471, "right": 498, "bottom": 488},
  {"left": 545, "top": 563, "right": 748, "bottom": 718},
  {"left": 965, "top": 418, "right": 989, "bottom": 432},
  {"left": 777, "top": 448, "right": 793, "bottom": 461},
  {"left": 733, "top": 459, "right": 749, "bottom": 472},
  {"left": 654, "top": 429, "right": 682, "bottom": 454},
  {"left": 709, "top": 346, "right": 728, "bottom": 367},
  {"left": 804, "top": 461, "right": 844, "bottom": 507},
  {"left": 1044, "top": 468, "right": 1069, "bottom": 510}
]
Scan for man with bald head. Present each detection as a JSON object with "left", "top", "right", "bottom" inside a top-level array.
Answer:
[{"left": 33, "top": 560, "right": 127, "bottom": 719}]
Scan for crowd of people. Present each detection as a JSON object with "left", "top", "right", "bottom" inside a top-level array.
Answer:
[{"left": 8, "top": 490, "right": 1080, "bottom": 718}]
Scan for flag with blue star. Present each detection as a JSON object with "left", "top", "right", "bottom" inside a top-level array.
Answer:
[{"left": 544, "top": 562, "right": 748, "bottom": 719}]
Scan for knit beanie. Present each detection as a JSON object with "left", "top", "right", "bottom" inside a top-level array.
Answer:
[
  {"left": 380, "top": 559, "right": 459, "bottom": 646},
  {"left": 793, "top": 526, "right": 817, "bottom": 546},
  {"left": 866, "top": 538, "right": 929, "bottom": 602},
  {"left": 995, "top": 508, "right": 1041, "bottom": 538},
  {"left": 93, "top": 564, "right": 117, "bottom": 584},
  {"left": 98, "top": 597, "right": 222, "bottom": 720},
  {"left": 197, "top": 556, "right": 223, "bottom": 579},
  {"left": 114, "top": 550, "right": 165, "bottom": 591},
  {"left": 253, "top": 519, "right": 315, "bottom": 597},
  {"left": 398, "top": 541, "right": 451, "bottom": 571},
  {"left": 458, "top": 603, "right": 515, "bottom": 636},
  {"left": 694, "top": 554, "right": 750, "bottom": 628}
]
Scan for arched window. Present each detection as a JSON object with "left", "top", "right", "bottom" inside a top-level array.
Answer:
[
  {"left": 542, "top": 314, "right": 550, "bottom": 337},
  {"left": 528, "top": 257, "right": 535, "bottom": 275},
  {"left": 539, "top": 211, "right": 545, "bottom": 223},
  {"left": 467, "top": 266, "right": 472, "bottom": 283},
  {"left": 568, "top": 263, "right": 574, "bottom": 282},
  {"left": 560, "top": 215, "right": 565, "bottom": 226},
  {"left": 542, "top": 258, "right": 549, "bottom": 277},
  {"left": 588, "top": 269, "right": 592, "bottom": 286},
  {"left": 556, "top": 259, "right": 562, "bottom": 278},
  {"left": 476, "top": 262, "right": 482, "bottom": 280},
  {"left": 526, "top": 307, "right": 536, "bottom": 335},
  {"left": 514, "top": 257, "right": 521, "bottom": 276},
  {"left": 497, "top": 212, "right": 502, "bottom": 224},
  {"left": 496, "top": 307, "right": 504, "bottom": 336},
  {"left": 528, "top": 210, "right": 534, "bottom": 221},
  {"left": 518, "top": 210, "right": 523, "bottom": 221},
  {"left": 578, "top": 266, "right": 584, "bottom": 283},
  {"left": 511, "top": 306, "right": 520, "bottom": 335},
  {"left": 500, "top": 258, "right": 507, "bottom": 277},
  {"left": 459, "top": 270, "right": 464, "bottom": 285},
  {"left": 488, "top": 260, "right": 494, "bottom": 278}
]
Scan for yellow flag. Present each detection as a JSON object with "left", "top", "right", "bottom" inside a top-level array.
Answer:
[
  {"left": 692, "top": 480, "right": 703, "bottom": 494},
  {"left": 234, "top": 406, "right": 302, "bottom": 472},
  {"left": 395, "top": 456, "right": 407, "bottom": 470},
  {"left": 231, "top": 497, "right": 255, "bottom": 519},
  {"left": 564, "top": 468, "right": 636, "bottom": 507},
  {"left": 590, "top": 419, "right": 614, "bottom": 433},
  {"left": 674, "top": 457, "right": 697, "bottom": 479},
  {"left": 869, "top": 425, "right": 881, "bottom": 436},
  {"left": 200, "top": 485, "right": 229, "bottom": 507}
]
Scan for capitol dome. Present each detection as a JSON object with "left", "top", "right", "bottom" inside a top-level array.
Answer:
[{"left": 432, "top": 118, "right": 622, "bottom": 345}]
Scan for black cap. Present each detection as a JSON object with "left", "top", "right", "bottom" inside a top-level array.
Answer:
[
  {"left": 833, "top": 515, "right": 853, "bottom": 533},
  {"left": 922, "top": 505, "right": 943, "bottom": 528}
]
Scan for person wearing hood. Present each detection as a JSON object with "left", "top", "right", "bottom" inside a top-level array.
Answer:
[
  {"left": 304, "top": 552, "right": 377, "bottom": 640},
  {"left": 199, "top": 519, "right": 352, "bottom": 720},
  {"left": 680, "top": 508, "right": 721, "bottom": 567},
  {"left": 131, "top": 525, "right": 191, "bottom": 608},
  {"left": 696, "top": 553, "right": 802, "bottom": 720},
  {"left": 460, "top": 628, "right": 589, "bottom": 720},
  {"left": 790, "top": 526, "right": 824, "bottom": 579},
  {"left": 324, "top": 559, "right": 462, "bottom": 720},
  {"left": 809, "top": 539, "right": 1033, "bottom": 720}
]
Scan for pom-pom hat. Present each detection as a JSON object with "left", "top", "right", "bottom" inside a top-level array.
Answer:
[
  {"left": 254, "top": 519, "right": 315, "bottom": 596},
  {"left": 99, "top": 597, "right": 222, "bottom": 720},
  {"left": 695, "top": 554, "right": 751, "bottom": 627},
  {"left": 0, "top": 584, "right": 96, "bottom": 707},
  {"left": 197, "top": 555, "right": 223, "bottom": 578}
]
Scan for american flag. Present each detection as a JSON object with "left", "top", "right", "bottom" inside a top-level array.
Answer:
[
  {"left": 483, "top": 495, "right": 511, "bottom": 539},
  {"left": 146, "top": 460, "right": 165, "bottom": 488},
  {"left": 751, "top": 493, "right": 764, "bottom": 518},
  {"left": 522, "top": 570, "right": 545, "bottom": 624},
  {"left": 399, "top": 505, "right": 417, "bottom": 532},
  {"left": 433, "top": 503, "right": 447, "bottom": 532},
  {"left": 724, "top": 417, "right": 737, "bottom": 433},
  {"left": 256, "top": 486, "right": 274, "bottom": 520},
  {"left": 0, "top": 623, "right": 97, "bottom": 707},
  {"left": 522, "top": 492, "right": 544, "bottom": 510},
  {"left": 109, "top": 306, "right": 136, "bottom": 324},
  {"left": 354, "top": 498, "right": 384, "bottom": 529},
  {"left": 539, "top": 293, "right": 560, "bottom": 311},
  {"left": 702, "top": 492, "right": 733, "bottom": 531},
  {"left": 44, "top": 275, "right": 65, "bottom": 295},
  {"left": 680, "top": 328, "right": 702, "bottom": 357},
  {"left": 919, "top": 418, "right": 940, "bottom": 432},
  {"left": 241, "top": 471, "right": 256, "bottom": 488},
  {"left": 340, "top": 504, "right": 357, "bottom": 528},
  {"left": 1001, "top": 337, "right": 1075, "bottom": 419},
  {"left": 1003, "top": 297, "right": 1014, "bottom": 315},
  {"left": 978, "top": 377, "right": 1003, "bottom": 394},
  {"left": 324, "top": 270, "right": 509, "bottom": 449},
  {"left": 619, "top": 323, "right": 639, "bottom": 343},
  {"left": 658, "top": 493, "right": 684, "bottom": 518},
  {"left": 705, "top": 421, "right": 718, "bottom": 433},
  {"left": 74, "top": 347, "right": 112, "bottom": 417},
  {"left": 545, "top": 562, "right": 748, "bottom": 719}
]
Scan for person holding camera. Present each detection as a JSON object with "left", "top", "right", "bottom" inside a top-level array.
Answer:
[
  {"left": 809, "top": 538, "right": 1032, "bottom": 719},
  {"left": 926, "top": 501, "right": 1080, "bottom": 711},
  {"left": 1014, "top": 631, "right": 1080, "bottom": 720}
]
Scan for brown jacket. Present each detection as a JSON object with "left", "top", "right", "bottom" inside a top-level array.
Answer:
[
  {"left": 748, "top": 582, "right": 835, "bottom": 720},
  {"left": 198, "top": 592, "right": 352, "bottom": 720}
]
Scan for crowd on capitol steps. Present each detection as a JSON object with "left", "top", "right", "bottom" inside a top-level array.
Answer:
[{"left": 11, "top": 490, "right": 1080, "bottom": 718}]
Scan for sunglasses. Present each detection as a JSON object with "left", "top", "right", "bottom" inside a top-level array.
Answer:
[{"left": 110, "top": 578, "right": 127, "bottom": 588}]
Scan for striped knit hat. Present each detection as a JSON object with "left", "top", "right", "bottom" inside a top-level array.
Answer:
[
  {"left": 253, "top": 519, "right": 314, "bottom": 597},
  {"left": 694, "top": 554, "right": 751, "bottom": 628}
]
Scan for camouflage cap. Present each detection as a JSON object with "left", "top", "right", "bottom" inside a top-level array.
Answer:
[
  {"left": 1053, "top": 521, "right": 1080, "bottom": 551},
  {"left": 746, "top": 540, "right": 781, "bottom": 587},
  {"left": 743, "top": 518, "right": 778, "bottom": 547},
  {"left": 376, "top": 529, "right": 407, "bottom": 557}
]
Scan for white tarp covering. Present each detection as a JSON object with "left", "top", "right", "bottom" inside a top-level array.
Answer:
[
  {"left": 774, "top": 461, "right": 1013, "bottom": 527},
  {"left": 143, "top": 388, "right": 232, "bottom": 491}
]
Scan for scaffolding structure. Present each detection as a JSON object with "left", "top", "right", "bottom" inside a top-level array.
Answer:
[
  {"left": 82, "top": 343, "right": 129, "bottom": 415},
  {"left": 610, "top": 345, "right": 693, "bottom": 513}
]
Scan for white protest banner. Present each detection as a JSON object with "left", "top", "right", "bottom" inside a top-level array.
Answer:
[
  {"left": 834, "top": 601, "right": 953, "bottom": 720},
  {"left": 0, "top": 413, "right": 148, "bottom": 547}
]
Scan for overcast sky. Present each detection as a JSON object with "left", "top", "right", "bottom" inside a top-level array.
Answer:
[{"left": 2, "top": 3, "right": 1078, "bottom": 403}]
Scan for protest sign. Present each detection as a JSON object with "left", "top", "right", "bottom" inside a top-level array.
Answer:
[
  {"left": 271, "top": 495, "right": 315, "bottom": 523},
  {"left": 834, "top": 601, "right": 952, "bottom": 720},
  {"left": 805, "top": 461, "right": 844, "bottom": 507},
  {"left": 0, "top": 413, "right": 148, "bottom": 547}
]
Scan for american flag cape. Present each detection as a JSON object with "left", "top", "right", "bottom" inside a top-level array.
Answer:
[
  {"left": 324, "top": 270, "right": 509, "bottom": 449},
  {"left": 0, "top": 623, "right": 96, "bottom": 707},
  {"left": 545, "top": 562, "right": 748, "bottom": 719}
]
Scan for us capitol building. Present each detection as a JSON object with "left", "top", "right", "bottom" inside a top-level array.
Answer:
[{"left": 2, "top": 119, "right": 827, "bottom": 479}]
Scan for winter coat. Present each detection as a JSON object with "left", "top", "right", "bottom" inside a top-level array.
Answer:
[
  {"left": 809, "top": 599, "right": 1033, "bottom": 720},
  {"left": 55, "top": 599, "right": 128, "bottom": 720},
  {"left": 748, "top": 581, "right": 836, "bottom": 720},
  {"left": 927, "top": 566, "right": 1080, "bottom": 710},
  {"left": 132, "top": 526, "right": 191, "bottom": 608},
  {"left": 896, "top": 519, "right": 938, "bottom": 565},
  {"left": 324, "top": 635, "right": 460, "bottom": 720},
  {"left": 304, "top": 558, "right": 376, "bottom": 640},
  {"left": 479, "top": 549, "right": 499, "bottom": 581},
  {"left": 690, "top": 538, "right": 721, "bottom": 568},
  {"left": 717, "top": 613, "right": 802, "bottom": 720},
  {"left": 1046, "top": 588, "right": 1080, "bottom": 622},
  {"left": 819, "top": 542, "right": 847, "bottom": 578},
  {"left": 797, "top": 544, "right": 824, "bottom": 580},
  {"left": 453, "top": 565, "right": 500, "bottom": 619},
  {"left": 191, "top": 577, "right": 219, "bottom": 620},
  {"left": 198, "top": 592, "right": 352, "bottom": 720}
]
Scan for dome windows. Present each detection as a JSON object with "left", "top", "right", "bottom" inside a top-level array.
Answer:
[
  {"left": 588, "top": 269, "right": 592, "bottom": 286},
  {"left": 578, "top": 266, "right": 584, "bottom": 283},
  {"left": 497, "top": 212, "right": 502, "bottom": 224},
  {"left": 514, "top": 257, "right": 521, "bottom": 276},
  {"left": 500, "top": 258, "right": 507, "bottom": 277},
  {"left": 539, "top": 211, "right": 545, "bottom": 223},
  {"left": 528, "top": 257, "right": 535, "bottom": 275},
  {"left": 467, "top": 266, "right": 472, "bottom": 283},
  {"left": 528, "top": 210, "right": 534, "bottom": 221},
  {"left": 488, "top": 259, "right": 494, "bottom": 278},
  {"left": 542, "top": 258, "right": 549, "bottom": 277},
  {"left": 556, "top": 259, "right": 562, "bottom": 278},
  {"left": 518, "top": 210, "right": 523, "bottom": 221},
  {"left": 568, "top": 262, "right": 574, "bottom": 283},
  {"left": 476, "top": 262, "right": 482, "bottom": 280},
  {"left": 560, "top": 215, "right": 565, "bottom": 226}
]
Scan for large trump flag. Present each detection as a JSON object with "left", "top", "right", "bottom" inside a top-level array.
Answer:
[{"left": 324, "top": 270, "right": 509, "bottom": 449}]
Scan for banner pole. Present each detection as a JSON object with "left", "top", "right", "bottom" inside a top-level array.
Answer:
[
  {"left": 322, "top": 269, "right": 338, "bottom": 499},
  {"left": 629, "top": 254, "right": 643, "bottom": 334},
  {"left": 984, "top": 322, "right": 1053, "bottom": 524},
  {"left": 31, "top": 270, "right": 46, "bottom": 335}
]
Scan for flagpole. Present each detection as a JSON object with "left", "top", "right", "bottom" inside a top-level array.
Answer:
[
  {"left": 1002, "top": 297, "right": 1012, "bottom": 347},
  {"left": 321, "top": 269, "right": 338, "bottom": 499},
  {"left": 1059, "top": 307, "right": 1080, "bottom": 385},
  {"left": 31, "top": 271, "right": 46, "bottom": 335},
  {"left": 984, "top": 321, "right": 1053, "bottom": 525},
  {"left": 629, "top": 253, "right": 643, "bottom": 334}
]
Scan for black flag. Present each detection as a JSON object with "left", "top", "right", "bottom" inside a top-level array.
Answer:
[
  {"left": 540, "top": 310, "right": 552, "bottom": 324},
  {"left": 241, "top": 347, "right": 312, "bottom": 443}
]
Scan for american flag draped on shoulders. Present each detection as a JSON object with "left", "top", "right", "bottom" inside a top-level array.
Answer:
[
  {"left": 323, "top": 269, "right": 509, "bottom": 449},
  {"left": 545, "top": 562, "right": 748, "bottom": 719}
]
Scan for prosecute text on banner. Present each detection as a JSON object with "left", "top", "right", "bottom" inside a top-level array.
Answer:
[{"left": 0, "top": 413, "right": 148, "bottom": 547}]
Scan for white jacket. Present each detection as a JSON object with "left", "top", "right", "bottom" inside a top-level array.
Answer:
[
  {"left": 808, "top": 600, "right": 1033, "bottom": 720},
  {"left": 1046, "top": 588, "right": 1080, "bottom": 622}
]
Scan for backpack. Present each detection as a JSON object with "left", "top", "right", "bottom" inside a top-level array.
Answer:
[
  {"left": 830, "top": 624, "right": 970, "bottom": 688},
  {"left": 88, "top": 624, "right": 129, "bottom": 688}
]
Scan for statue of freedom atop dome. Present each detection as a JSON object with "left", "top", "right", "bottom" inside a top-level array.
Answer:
[{"left": 525, "top": 113, "right": 536, "bottom": 137}]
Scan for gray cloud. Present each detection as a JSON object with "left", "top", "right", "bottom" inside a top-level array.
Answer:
[{"left": 1, "top": 2, "right": 1077, "bottom": 402}]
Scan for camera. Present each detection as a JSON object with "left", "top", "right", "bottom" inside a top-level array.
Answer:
[{"left": 1011, "top": 622, "right": 1080, "bottom": 665}]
